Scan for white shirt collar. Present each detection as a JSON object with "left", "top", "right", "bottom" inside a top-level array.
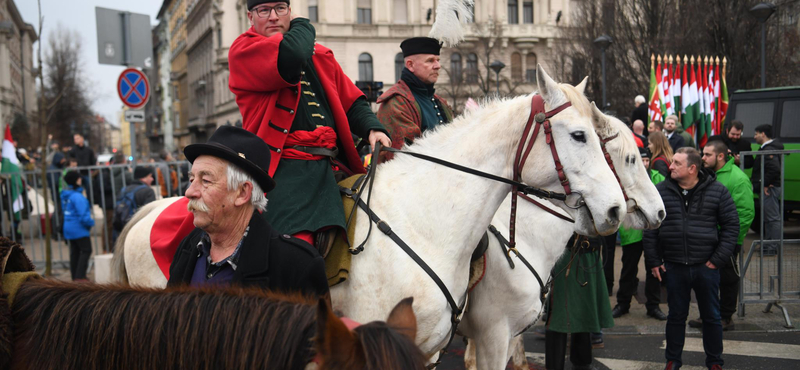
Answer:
[{"left": 760, "top": 139, "right": 774, "bottom": 149}]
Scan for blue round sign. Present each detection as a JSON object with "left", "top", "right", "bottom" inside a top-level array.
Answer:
[{"left": 117, "top": 68, "right": 150, "bottom": 109}]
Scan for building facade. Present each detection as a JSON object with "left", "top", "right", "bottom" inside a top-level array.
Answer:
[
  {"left": 150, "top": 0, "right": 576, "bottom": 149},
  {"left": 0, "top": 0, "right": 37, "bottom": 137}
]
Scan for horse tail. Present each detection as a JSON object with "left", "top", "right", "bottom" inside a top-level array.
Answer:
[{"left": 111, "top": 200, "right": 164, "bottom": 284}]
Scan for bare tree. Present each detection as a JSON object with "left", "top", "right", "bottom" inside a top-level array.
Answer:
[
  {"left": 558, "top": 0, "right": 800, "bottom": 119},
  {"left": 42, "top": 24, "right": 96, "bottom": 147}
]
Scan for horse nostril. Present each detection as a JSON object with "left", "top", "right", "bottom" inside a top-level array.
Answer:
[
  {"left": 608, "top": 206, "right": 621, "bottom": 224},
  {"left": 658, "top": 210, "right": 666, "bottom": 221}
]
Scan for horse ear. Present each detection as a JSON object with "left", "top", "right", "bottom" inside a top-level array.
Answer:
[
  {"left": 590, "top": 101, "right": 609, "bottom": 130},
  {"left": 536, "top": 64, "right": 566, "bottom": 108},
  {"left": 386, "top": 297, "right": 417, "bottom": 342},
  {"left": 575, "top": 77, "right": 588, "bottom": 95},
  {"left": 316, "top": 298, "right": 361, "bottom": 366}
]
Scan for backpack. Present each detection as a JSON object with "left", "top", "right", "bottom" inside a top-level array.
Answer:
[{"left": 113, "top": 185, "right": 148, "bottom": 231}]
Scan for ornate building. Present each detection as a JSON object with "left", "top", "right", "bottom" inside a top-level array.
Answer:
[
  {"left": 0, "top": 0, "right": 36, "bottom": 137},
  {"left": 151, "top": 0, "right": 577, "bottom": 149}
]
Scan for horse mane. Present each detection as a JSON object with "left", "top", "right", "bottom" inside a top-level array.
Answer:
[
  {"left": 10, "top": 280, "right": 318, "bottom": 370},
  {"left": 353, "top": 321, "right": 427, "bottom": 370},
  {"left": 110, "top": 198, "right": 171, "bottom": 284}
]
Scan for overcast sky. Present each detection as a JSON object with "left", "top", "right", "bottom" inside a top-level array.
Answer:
[{"left": 17, "top": 0, "right": 163, "bottom": 127}]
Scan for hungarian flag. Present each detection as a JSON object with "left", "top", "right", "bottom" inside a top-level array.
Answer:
[
  {"left": 708, "top": 65, "right": 717, "bottom": 138},
  {"left": 719, "top": 63, "right": 729, "bottom": 127},
  {"left": 1, "top": 125, "right": 24, "bottom": 220},
  {"left": 672, "top": 58, "right": 682, "bottom": 119},
  {"left": 681, "top": 58, "right": 698, "bottom": 135},
  {"left": 660, "top": 62, "right": 674, "bottom": 116},
  {"left": 698, "top": 59, "right": 713, "bottom": 147},
  {"left": 648, "top": 61, "right": 662, "bottom": 123},
  {"left": 696, "top": 59, "right": 707, "bottom": 146}
]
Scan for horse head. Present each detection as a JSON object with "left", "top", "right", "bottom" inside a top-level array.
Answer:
[
  {"left": 520, "top": 66, "right": 627, "bottom": 236},
  {"left": 590, "top": 105, "right": 667, "bottom": 229},
  {"left": 316, "top": 297, "right": 427, "bottom": 370}
]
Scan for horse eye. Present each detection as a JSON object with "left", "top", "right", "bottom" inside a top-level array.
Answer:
[{"left": 570, "top": 131, "right": 586, "bottom": 143}]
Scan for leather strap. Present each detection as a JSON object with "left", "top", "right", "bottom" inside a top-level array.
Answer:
[
  {"left": 352, "top": 195, "right": 465, "bottom": 359},
  {"left": 488, "top": 224, "right": 551, "bottom": 306}
]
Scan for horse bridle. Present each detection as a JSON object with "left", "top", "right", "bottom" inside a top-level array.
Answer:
[{"left": 508, "top": 95, "right": 574, "bottom": 250}]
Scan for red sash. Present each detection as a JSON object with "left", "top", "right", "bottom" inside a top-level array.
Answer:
[{"left": 281, "top": 126, "right": 338, "bottom": 161}]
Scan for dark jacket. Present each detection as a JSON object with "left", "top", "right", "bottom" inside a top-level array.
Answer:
[
  {"left": 631, "top": 103, "right": 648, "bottom": 124},
  {"left": 751, "top": 140, "right": 784, "bottom": 191},
  {"left": 708, "top": 134, "right": 755, "bottom": 169},
  {"left": 91, "top": 168, "right": 115, "bottom": 210},
  {"left": 120, "top": 179, "right": 156, "bottom": 210},
  {"left": 167, "top": 211, "right": 329, "bottom": 298},
  {"left": 643, "top": 169, "right": 739, "bottom": 269},
  {"left": 651, "top": 156, "right": 671, "bottom": 178},
  {"left": 68, "top": 145, "right": 96, "bottom": 167},
  {"left": 667, "top": 132, "right": 686, "bottom": 153}
]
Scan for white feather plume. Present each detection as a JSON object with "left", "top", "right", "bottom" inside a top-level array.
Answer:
[{"left": 428, "top": 0, "right": 474, "bottom": 47}]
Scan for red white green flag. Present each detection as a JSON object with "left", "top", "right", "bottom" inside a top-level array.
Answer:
[
  {"left": 681, "top": 58, "right": 698, "bottom": 135},
  {"left": 672, "top": 59, "right": 682, "bottom": 119},
  {"left": 649, "top": 61, "right": 662, "bottom": 123},
  {"left": 719, "top": 62, "right": 729, "bottom": 127},
  {"left": 1, "top": 125, "right": 24, "bottom": 219}
]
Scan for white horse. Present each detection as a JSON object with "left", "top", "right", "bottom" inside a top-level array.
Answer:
[
  {"left": 111, "top": 66, "right": 628, "bottom": 358},
  {"left": 460, "top": 106, "right": 667, "bottom": 370}
]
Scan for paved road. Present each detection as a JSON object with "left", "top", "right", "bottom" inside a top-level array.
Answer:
[{"left": 439, "top": 330, "right": 800, "bottom": 369}]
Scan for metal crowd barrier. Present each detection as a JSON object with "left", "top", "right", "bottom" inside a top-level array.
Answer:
[
  {"left": 0, "top": 161, "right": 191, "bottom": 273},
  {"left": 738, "top": 149, "right": 799, "bottom": 328}
]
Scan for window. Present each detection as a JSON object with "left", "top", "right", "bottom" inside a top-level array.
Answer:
[
  {"left": 394, "top": 0, "right": 407, "bottom": 24},
  {"left": 511, "top": 53, "right": 522, "bottom": 80},
  {"left": 358, "top": 53, "right": 373, "bottom": 81},
  {"left": 508, "top": 0, "right": 519, "bottom": 24},
  {"left": 466, "top": 53, "right": 478, "bottom": 83},
  {"left": 466, "top": 2, "right": 475, "bottom": 23},
  {"left": 734, "top": 102, "right": 775, "bottom": 138},
  {"left": 395, "top": 53, "right": 404, "bottom": 81},
  {"left": 357, "top": 0, "right": 372, "bottom": 24},
  {"left": 525, "top": 53, "right": 537, "bottom": 83},
  {"left": 450, "top": 53, "right": 462, "bottom": 83},
  {"left": 523, "top": 1, "right": 533, "bottom": 24},
  {"left": 309, "top": 0, "right": 319, "bottom": 23},
  {"left": 781, "top": 100, "right": 800, "bottom": 138}
]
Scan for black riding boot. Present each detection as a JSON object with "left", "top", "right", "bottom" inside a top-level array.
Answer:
[
  {"left": 570, "top": 332, "right": 594, "bottom": 370},
  {"left": 545, "top": 330, "right": 568, "bottom": 370}
]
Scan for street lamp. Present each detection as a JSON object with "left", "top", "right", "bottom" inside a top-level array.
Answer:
[
  {"left": 489, "top": 60, "right": 505, "bottom": 95},
  {"left": 593, "top": 35, "right": 613, "bottom": 110},
  {"left": 749, "top": 2, "right": 776, "bottom": 88}
]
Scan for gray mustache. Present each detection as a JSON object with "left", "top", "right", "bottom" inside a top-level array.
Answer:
[{"left": 187, "top": 199, "right": 209, "bottom": 213}]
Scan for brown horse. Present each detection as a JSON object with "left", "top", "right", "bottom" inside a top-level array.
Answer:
[{"left": 4, "top": 279, "right": 426, "bottom": 370}]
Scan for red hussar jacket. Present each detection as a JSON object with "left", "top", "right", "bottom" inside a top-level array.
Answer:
[{"left": 228, "top": 27, "right": 367, "bottom": 176}]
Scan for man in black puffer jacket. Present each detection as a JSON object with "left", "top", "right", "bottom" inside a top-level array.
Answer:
[{"left": 644, "top": 147, "right": 739, "bottom": 370}]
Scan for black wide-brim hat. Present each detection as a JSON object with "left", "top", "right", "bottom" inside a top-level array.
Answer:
[{"left": 184, "top": 126, "right": 276, "bottom": 192}]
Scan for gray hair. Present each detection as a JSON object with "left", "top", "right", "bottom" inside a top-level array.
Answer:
[
  {"left": 226, "top": 163, "right": 268, "bottom": 212},
  {"left": 634, "top": 95, "right": 646, "bottom": 104}
]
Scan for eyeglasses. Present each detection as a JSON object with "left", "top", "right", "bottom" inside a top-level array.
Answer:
[{"left": 252, "top": 4, "right": 289, "bottom": 18}]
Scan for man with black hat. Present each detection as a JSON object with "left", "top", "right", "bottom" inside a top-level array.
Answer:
[
  {"left": 228, "top": 0, "right": 391, "bottom": 247},
  {"left": 167, "top": 126, "right": 328, "bottom": 297},
  {"left": 377, "top": 37, "right": 454, "bottom": 159}
]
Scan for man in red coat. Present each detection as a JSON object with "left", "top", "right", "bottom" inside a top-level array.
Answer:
[
  {"left": 147, "top": 1, "right": 391, "bottom": 278},
  {"left": 228, "top": 0, "right": 391, "bottom": 247}
]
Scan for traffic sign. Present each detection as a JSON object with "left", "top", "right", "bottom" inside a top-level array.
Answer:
[
  {"left": 125, "top": 110, "right": 145, "bottom": 122},
  {"left": 117, "top": 68, "right": 150, "bottom": 109}
]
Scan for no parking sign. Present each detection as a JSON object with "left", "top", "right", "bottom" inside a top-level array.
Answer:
[{"left": 117, "top": 68, "right": 150, "bottom": 109}]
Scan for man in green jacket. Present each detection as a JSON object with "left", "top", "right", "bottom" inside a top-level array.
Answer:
[
  {"left": 377, "top": 37, "right": 454, "bottom": 160},
  {"left": 612, "top": 148, "right": 668, "bottom": 321},
  {"left": 692, "top": 140, "right": 754, "bottom": 330}
]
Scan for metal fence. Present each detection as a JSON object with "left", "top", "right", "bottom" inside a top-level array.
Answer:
[
  {"left": 0, "top": 161, "right": 191, "bottom": 272},
  {"left": 738, "top": 149, "right": 799, "bottom": 328}
]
